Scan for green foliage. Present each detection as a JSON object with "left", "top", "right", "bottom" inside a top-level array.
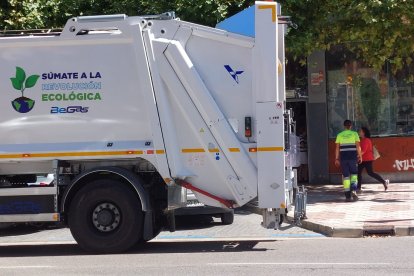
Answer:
[
  {"left": 1, "top": 0, "right": 412, "bottom": 72},
  {"left": 280, "top": 0, "right": 414, "bottom": 73},
  {"left": 359, "top": 78, "right": 381, "bottom": 126},
  {"left": 0, "top": 0, "right": 252, "bottom": 29},
  {"left": 0, "top": 0, "right": 64, "bottom": 29},
  {"left": 56, "top": 0, "right": 252, "bottom": 27}
]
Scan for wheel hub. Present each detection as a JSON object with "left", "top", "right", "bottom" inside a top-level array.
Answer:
[{"left": 92, "top": 203, "right": 121, "bottom": 232}]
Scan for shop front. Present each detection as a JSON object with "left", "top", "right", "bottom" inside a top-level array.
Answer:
[{"left": 306, "top": 49, "right": 414, "bottom": 184}]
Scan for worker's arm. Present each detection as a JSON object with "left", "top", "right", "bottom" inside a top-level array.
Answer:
[
  {"left": 335, "top": 143, "right": 340, "bottom": 167},
  {"left": 356, "top": 141, "right": 362, "bottom": 164}
]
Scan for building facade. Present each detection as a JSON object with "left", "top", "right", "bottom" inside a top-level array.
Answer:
[{"left": 298, "top": 50, "right": 414, "bottom": 184}]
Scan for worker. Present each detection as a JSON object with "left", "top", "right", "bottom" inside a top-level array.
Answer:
[{"left": 335, "top": 120, "right": 362, "bottom": 202}]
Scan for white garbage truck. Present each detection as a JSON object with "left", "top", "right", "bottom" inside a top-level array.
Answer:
[{"left": 0, "top": 1, "right": 305, "bottom": 252}]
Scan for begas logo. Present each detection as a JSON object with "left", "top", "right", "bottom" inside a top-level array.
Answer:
[
  {"left": 10, "top": 67, "right": 40, "bottom": 113},
  {"left": 51, "top": 106, "right": 89, "bottom": 114}
]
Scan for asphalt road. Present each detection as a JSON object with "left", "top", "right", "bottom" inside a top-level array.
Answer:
[
  {"left": 0, "top": 212, "right": 413, "bottom": 275},
  {"left": 0, "top": 210, "right": 322, "bottom": 245},
  {"left": 0, "top": 237, "right": 413, "bottom": 275}
]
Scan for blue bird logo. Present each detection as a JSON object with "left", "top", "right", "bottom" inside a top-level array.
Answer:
[{"left": 224, "top": 65, "right": 244, "bottom": 84}]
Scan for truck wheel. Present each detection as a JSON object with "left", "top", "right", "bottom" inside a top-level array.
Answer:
[
  {"left": 68, "top": 179, "right": 143, "bottom": 253},
  {"left": 220, "top": 211, "right": 234, "bottom": 225}
]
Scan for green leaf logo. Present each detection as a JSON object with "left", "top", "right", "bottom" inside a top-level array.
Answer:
[
  {"left": 16, "top": 67, "right": 26, "bottom": 82},
  {"left": 9, "top": 66, "right": 39, "bottom": 113},
  {"left": 25, "top": 75, "right": 40, "bottom": 88},
  {"left": 10, "top": 77, "right": 23, "bottom": 90},
  {"left": 9, "top": 66, "right": 39, "bottom": 97}
]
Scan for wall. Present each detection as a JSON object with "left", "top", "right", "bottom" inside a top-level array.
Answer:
[{"left": 328, "top": 137, "right": 414, "bottom": 182}]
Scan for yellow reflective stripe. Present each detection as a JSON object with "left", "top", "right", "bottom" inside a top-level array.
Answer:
[
  {"left": 258, "top": 4, "right": 276, "bottom": 22},
  {"left": 182, "top": 148, "right": 241, "bottom": 153},
  {"left": 0, "top": 147, "right": 283, "bottom": 159},
  {"left": 257, "top": 147, "right": 284, "bottom": 152},
  {"left": 181, "top": 148, "right": 205, "bottom": 153}
]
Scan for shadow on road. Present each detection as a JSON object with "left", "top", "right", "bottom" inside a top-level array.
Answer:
[
  {"left": 0, "top": 224, "right": 46, "bottom": 237},
  {"left": 0, "top": 244, "right": 84, "bottom": 257},
  {"left": 0, "top": 213, "right": 229, "bottom": 236},
  {"left": 136, "top": 240, "right": 272, "bottom": 254},
  {"left": 0, "top": 223, "right": 64, "bottom": 237},
  {"left": 0, "top": 240, "right": 274, "bottom": 257}
]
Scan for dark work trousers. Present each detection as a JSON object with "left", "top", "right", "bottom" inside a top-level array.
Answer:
[{"left": 357, "top": 161, "right": 385, "bottom": 190}]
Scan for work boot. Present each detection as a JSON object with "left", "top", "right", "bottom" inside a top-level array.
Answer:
[
  {"left": 384, "top": 179, "right": 390, "bottom": 191},
  {"left": 351, "top": 191, "right": 359, "bottom": 201},
  {"left": 344, "top": 191, "right": 352, "bottom": 202}
]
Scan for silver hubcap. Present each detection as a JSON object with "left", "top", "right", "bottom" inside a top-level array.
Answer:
[{"left": 92, "top": 203, "right": 121, "bottom": 232}]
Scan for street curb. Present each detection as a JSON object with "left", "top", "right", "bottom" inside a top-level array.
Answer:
[
  {"left": 294, "top": 218, "right": 414, "bottom": 238},
  {"left": 293, "top": 218, "right": 328, "bottom": 236},
  {"left": 332, "top": 227, "right": 363, "bottom": 238},
  {"left": 242, "top": 206, "right": 340, "bottom": 237},
  {"left": 286, "top": 215, "right": 335, "bottom": 237},
  {"left": 241, "top": 205, "right": 414, "bottom": 238},
  {"left": 290, "top": 216, "right": 365, "bottom": 238},
  {"left": 393, "top": 227, "right": 414, "bottom": 236}
]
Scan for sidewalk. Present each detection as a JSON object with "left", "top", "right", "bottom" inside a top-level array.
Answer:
[{"left": 289, "top": 183, "right": 414, "bottom": 237}]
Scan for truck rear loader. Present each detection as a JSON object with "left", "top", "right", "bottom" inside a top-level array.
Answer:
[{"left": 0, "top": 1, "right": 306, "bottom": 253}]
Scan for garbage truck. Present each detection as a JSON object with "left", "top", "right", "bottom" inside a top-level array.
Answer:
[{"left": 0, "top": 1, "right": 306, "bottom": 253}]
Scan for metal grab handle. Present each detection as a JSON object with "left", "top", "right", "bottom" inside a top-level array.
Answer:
[{"left": 294, "top": 185, "right": 307, "bottom": 225}]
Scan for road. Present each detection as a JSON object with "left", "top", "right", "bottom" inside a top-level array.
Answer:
[
  {"left": 0, "top": 210, "right": 322, "bottom": 244},
  {"left": 0, "top": 212, "right": 413, "bottom": 275},
  {"left": 0, "top": 237, "right": 413, "bottom": 275}
]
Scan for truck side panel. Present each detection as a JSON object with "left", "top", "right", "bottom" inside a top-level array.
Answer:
[{"left": 0, "top": 25, "right": 168, "bottom": 174}]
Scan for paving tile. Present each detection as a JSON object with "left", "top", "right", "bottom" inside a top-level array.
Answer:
[{"left": 289, "top": 183, "right": 414, "bottom": 237}]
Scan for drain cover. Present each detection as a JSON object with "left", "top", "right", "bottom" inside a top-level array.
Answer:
[{"left": 363, "top": 227, "right": 395, "bottom": 237}]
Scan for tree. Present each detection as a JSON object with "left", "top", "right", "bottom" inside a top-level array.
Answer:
[
  {"left": 1, "top": 0, "right": 413, "bottom": 73},
  {"left": 280, "top": 0, "right": 414, "bottom": 72},
  {"left": 0, "top": 0, "right": 64, "bottom": 30},
  {"left": 57, "top": 0, "right": 251, "bottom": 27},
  {"left": 0, "top": 0, "right": 252, "bottom": 30}
]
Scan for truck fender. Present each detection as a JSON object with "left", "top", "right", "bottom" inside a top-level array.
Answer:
[{"left": 61, "top": 166, "right": 151, "bottom": 213}]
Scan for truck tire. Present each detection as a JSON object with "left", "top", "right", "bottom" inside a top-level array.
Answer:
[
  {"left": 220, "top": 211, "right": 234, "bottom": 225},
  {"left": 68, "top": 179, "right": 143, "bottom": 253}
]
